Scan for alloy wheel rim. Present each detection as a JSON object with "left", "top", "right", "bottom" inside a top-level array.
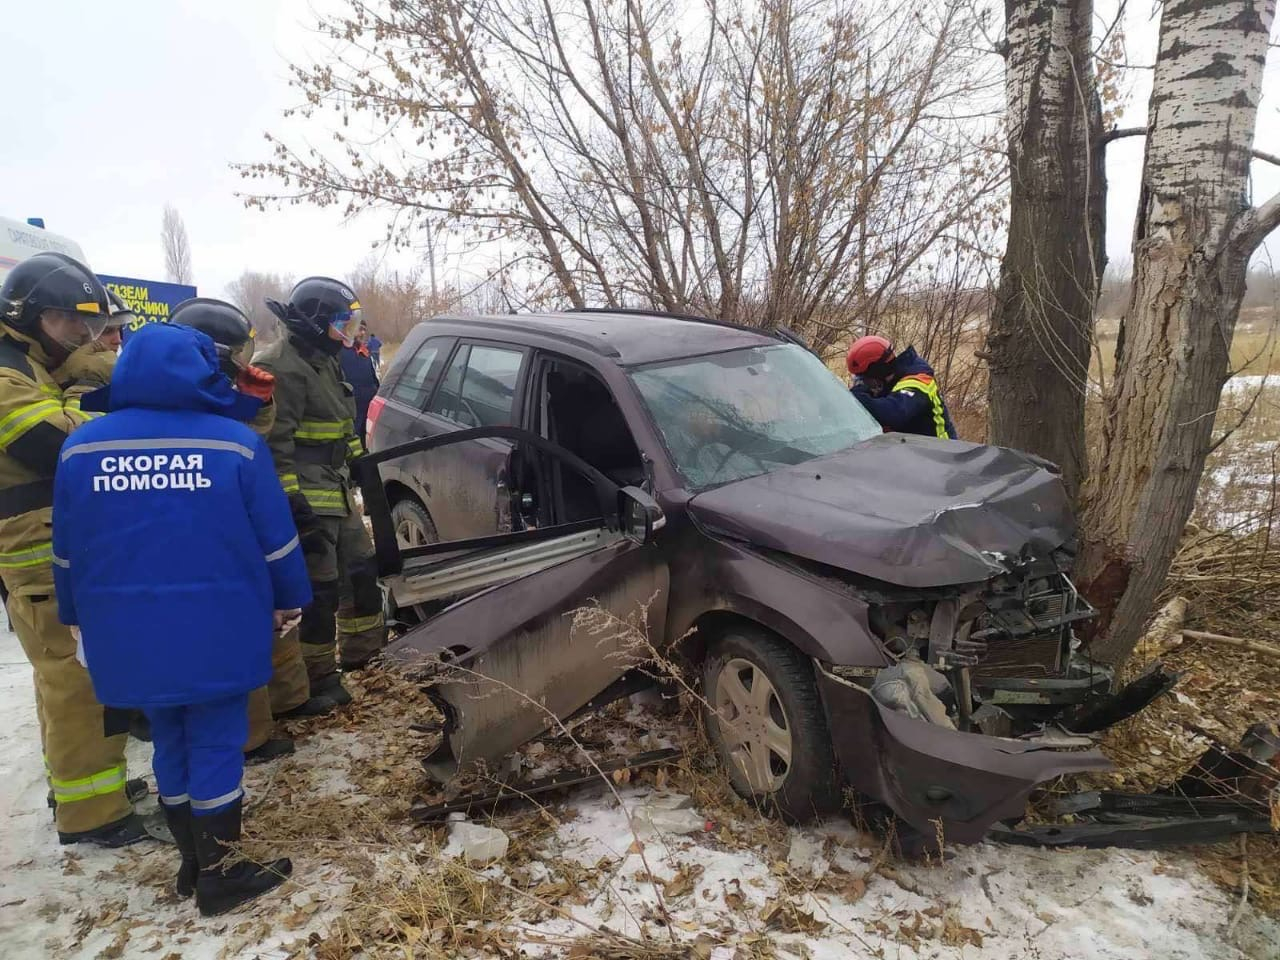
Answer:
[{"left": 713, "top": 657, "right": 793, "bottom": 792}]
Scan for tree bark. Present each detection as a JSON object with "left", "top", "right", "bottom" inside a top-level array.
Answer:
[
  {"left": 1077, "top": 0, "right": 1277, "bottom": 667},
  {"left": 987, "top": 0, "right": 1104, "bottom": 500}
]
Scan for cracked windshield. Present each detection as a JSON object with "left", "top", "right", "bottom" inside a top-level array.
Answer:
[{"left": 631, "top": 344, "right": 882, "bottom": 490}]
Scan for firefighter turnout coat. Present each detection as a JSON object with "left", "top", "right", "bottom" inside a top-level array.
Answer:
[{"left": 0, "top": 322, "right": 130, "bottom": 834}]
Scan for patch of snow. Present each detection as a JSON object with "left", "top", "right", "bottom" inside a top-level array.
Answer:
[
  {"left": 0, "top": 614, "right": 346, "bottom": 960},
  {"left": 2, "top": 612, "right": 1278, "bottom": 960},
  {"left": 444, "top": 820, "right": 510, "bottom": 864}
]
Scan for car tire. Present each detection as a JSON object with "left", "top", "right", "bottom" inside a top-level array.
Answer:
[
  {"left": 390, "top": 498, "right": 439, "bottom": 624},
  {"left": 391, "top": 497, "right": 438, "bottom": 549},
  {"left": 702, "top": 626, "right": 842, "bottom": 821}
]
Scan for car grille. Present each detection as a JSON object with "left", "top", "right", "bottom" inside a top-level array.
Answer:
[
  {"left": 971, "top": 574, "right": 1080, "bottom": 679},
  {"left": 973, "top": 634, "right": 1063, "bottom": 679}
]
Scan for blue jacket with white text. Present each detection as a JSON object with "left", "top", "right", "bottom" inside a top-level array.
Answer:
[{"left": 53, "top": 323, "right": 312, "bottom": 707}]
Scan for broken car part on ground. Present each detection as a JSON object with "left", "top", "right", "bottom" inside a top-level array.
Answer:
[{"left": 353, "top": 310, "right": 1219, "bottom": 847}]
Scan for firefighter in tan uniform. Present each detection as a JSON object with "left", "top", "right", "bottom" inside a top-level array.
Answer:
[
  {"left": 256, "top": 278, "right": 386, "bottom": 704},
  {"left": 0, "top": 253, "right": 150, "bottom": 846},
  {"left": 56, "top": 289, "right": 130, "bottom": 416},
  {"left": 170, "top": 298, "right": 338, "bottom": 758}
]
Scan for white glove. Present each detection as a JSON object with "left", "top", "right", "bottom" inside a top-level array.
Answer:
[
  {"left": 70, "top": 626, "right": 86, "bottom": 668},
  {"left": 274, "top": 609, "right": 303, "bottom": 633}
]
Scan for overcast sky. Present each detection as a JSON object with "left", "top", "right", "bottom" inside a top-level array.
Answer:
[{"left": 2, "top": 0, "right": 1277, "bottom": 301}]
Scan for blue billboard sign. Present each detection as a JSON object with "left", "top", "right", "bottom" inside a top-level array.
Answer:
[{"left": 98, "top": 275, "right": 197, "bottom": 334}]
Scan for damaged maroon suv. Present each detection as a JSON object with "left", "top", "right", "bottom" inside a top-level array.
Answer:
[{"left": 359, "top": 310, "right": 1159, "bottom": 844}]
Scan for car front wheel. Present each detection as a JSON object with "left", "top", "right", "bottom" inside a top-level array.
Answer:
[{"left": 702, "top": 626, "right": 842, "bottom": 821}]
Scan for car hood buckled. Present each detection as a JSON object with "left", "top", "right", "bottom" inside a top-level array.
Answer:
[{"left": 686, "top": 433, "right": 1075, "bottom": 588}]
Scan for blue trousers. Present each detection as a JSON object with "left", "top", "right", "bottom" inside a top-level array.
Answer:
[{"left": 144, "top": 693, "right": 248, "bottom": 817}]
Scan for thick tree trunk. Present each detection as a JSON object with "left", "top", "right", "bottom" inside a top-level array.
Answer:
[
  {"left": 1077, "top": 0, "right": 1278, "bottom": 667},
  {"left": 986, "top": 0, "right": 1105, "bottom": 500}
]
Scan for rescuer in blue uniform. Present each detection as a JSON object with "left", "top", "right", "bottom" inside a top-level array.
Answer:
[
  {"left": 846, "top": 335, "right": 958, "bottom": 439},
  {"left": 52, "top": 322, "right": 312, "bottom": 916}
]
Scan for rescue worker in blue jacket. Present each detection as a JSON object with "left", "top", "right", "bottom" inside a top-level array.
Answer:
[
  {"left": 846, "top": 335, "right": 958, "bottom": 440},
  {"left": 52, "top": 322, "right": 312, "bottom": 916},
  {"left": 338, "top": 330, "right": 380, "bottom": 446}
]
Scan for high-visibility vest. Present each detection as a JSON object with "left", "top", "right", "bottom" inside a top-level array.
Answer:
[{"left": 892, "top": 374, "right": 950, "bottom": 439}]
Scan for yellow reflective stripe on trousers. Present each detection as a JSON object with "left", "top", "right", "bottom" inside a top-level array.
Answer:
[
  {"left": 49, "top": 761, "right": 127, "bottom": 803},
  {"left": 296, "top": 419, "right": 352, "bottom": 441},
  {"left": 280, "top": 472, "right": 301, "bottom": 494},
  {"left": 0, "top": 541, "right": 53, "bottom": 569},
  {"left": 0, "top": 399, "right": 64, "bottom": 447},
  {"left": 893, "top": 377, "right": 948, "bottom": 439},
  {"left": 301, "top": 488, "right": 347, "bottom": 510},
  {"left": 337, "top": 612, "right": 383, "bottom": 634}
]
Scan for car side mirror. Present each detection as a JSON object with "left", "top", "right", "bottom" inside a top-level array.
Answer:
[{"left": 618, "top": 487, "right": 665, "bottom": 543}]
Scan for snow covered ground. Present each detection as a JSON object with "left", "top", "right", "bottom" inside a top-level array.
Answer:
[{"left": 1, "top": 616, "right": 1278, "bottom": 959}]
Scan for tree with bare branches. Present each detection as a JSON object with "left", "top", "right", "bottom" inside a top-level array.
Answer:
[
  {"left": 1077, "top": 0, "right": 1280, "bottom": 666},
  {"left": 161, "top": 204, "right": 194, "bottom": 285},
  {"left": 985, "top": 0, "right": 1106, "bottom": 500},
  {"left": 238, "top": 0, "right": 1004, "bottom": 356},
  {"left": 225, "top": 270, "right": 293, "bottom": 342}
]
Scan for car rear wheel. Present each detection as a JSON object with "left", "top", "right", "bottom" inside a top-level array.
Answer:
[
  {"left": 391, "top": 498, "right": 439, "bottom": 624},
  {"left": 392, "top": 497, "right": 438, "bottom": 550},
  {"left": 702, "top": 627, "right": 841, "bottom": 820}
]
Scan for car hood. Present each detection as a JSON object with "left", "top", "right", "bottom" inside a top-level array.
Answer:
[{"left": 686, "top": 434, "right": 1074, "bottom": 588}]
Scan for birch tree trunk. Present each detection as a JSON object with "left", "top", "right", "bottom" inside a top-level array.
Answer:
[
  {"left": 986, "top": 0, "right": 1104, "bottom": 501},
  {"left": 1077, "top": 0, "right": 1280, "bottom": 666}
]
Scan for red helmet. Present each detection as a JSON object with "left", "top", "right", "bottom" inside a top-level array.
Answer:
[{"left": 846, "top": 335, "right": 894, "bottom": 376}]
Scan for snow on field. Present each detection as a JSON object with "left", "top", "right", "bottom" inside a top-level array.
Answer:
[{"left": 1, "top": 615, "right": 1278, "bottom": 959}]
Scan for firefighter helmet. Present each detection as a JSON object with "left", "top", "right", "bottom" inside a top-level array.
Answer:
[
  {"left": 266, "top": 276, "right": 362, "bottom": 351},
  {"left": 1, "top": 251, "right": 111, "bottom": 338},
  {"left": 171, "top": 298, "right": 255, "bottom": 371},
  {"left": 846, "top": 335, "right": 895, "bottom": 376}
]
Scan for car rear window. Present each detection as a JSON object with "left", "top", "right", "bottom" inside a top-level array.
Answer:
[{"left": 388, "top": 340, "right": 444, "bottom": 408}]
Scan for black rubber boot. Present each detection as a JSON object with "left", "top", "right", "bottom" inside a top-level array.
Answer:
[
  {"left": 58, "top": 812, "right": 152, "bottom": 848},
  {"left": 312, "top": 671, "right": 353, "bottom": 706},
  {"left": 193, "top": 798, "right": 292, "bottom": 917},
  {"left": 244, "top": 738, "right": 295, "bottom": 765},
  {"left": 159, "top": 802, "right": 199, "bottom": 897},
  {"left": 274, "top": 694, "right": 338, "bottom": 720}
]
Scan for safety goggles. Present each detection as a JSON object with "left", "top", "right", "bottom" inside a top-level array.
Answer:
[
  {"left": 329, "top": 304, "right": 363, "bottom": 346},
  {"left": 73, "top": 302, "right": 113, "bottom": 342}
]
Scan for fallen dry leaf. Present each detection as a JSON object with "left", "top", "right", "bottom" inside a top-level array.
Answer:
[{"left": 664, "top": 863, "right": 706, "bottom": 900}]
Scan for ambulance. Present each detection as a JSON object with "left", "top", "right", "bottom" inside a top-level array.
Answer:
[{"left": 0, "top": 216, "right": 88, "bottom": 285}]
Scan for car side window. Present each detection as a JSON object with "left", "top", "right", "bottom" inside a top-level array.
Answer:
[
  {"left": 426, "top": 343, "right": 524, "bottom": 427},
  {"left": 459, "top": 346, "right": 523, "bottom": 427},
  {"left": 427, "top": 345, "right": 471, "bottom": 422},
  {"left": 388, "top": 339, "right": 445, "bottom": 409}
]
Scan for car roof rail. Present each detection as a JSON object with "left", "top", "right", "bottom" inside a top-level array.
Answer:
[
  {"left": 567, "top": 307, "right": 811, "bottom": 351},
  {"left": 430, "top": 314, "right": 622, "bottom": 358}
]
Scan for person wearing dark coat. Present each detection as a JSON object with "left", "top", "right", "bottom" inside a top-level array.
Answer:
[
  {"left": 845, "top": 335, "right": 958, "bottom": 439},
  {"left": 339, "top": 334, "right": 380, "bottom": 446},
  {"left": 53, "top": 322, "right": 312, "bottom": 916}
]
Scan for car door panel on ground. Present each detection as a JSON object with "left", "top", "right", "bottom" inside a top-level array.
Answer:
[{"left": 396, "top": 536, "right": 668, "bottom": 781}]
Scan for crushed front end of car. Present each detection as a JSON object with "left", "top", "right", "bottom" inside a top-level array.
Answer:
[
  {"left": 686, "top": 435, "right": 1178, "bottom": 843},
  {"left": 809, "top": 551, "right": 1178, "bottom": 844}
]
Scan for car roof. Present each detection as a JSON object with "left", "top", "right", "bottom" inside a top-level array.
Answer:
[{"left": 422, "top": 309, "right": 785, "bottom": 366}]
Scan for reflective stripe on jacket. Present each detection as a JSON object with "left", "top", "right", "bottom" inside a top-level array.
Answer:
[
  {"left": 0, "top": 326, "right": 96, "bottom": 587},
  {"left": 891, "top": 375, "right": 951, "bottom": 440}
]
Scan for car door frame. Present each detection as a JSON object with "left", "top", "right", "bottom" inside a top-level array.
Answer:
[
  {"left": 354, "top": 426, "right": 670, "bottom": 780},
  {"left": 391, "top": 337, "right": 534, "bottom": 543}
]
